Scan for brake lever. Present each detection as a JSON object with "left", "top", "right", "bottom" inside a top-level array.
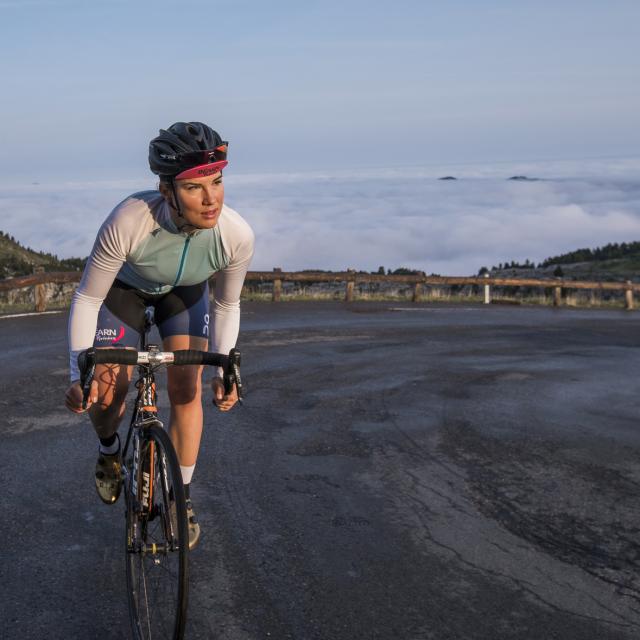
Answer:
[
  {"left": 78, "top": 349, "right": 96, "bottom": 410},
  {"left": 232, "top": 362, "right": 243, "bottom": 405},
  {"left": 224, "top": 348, "right": 243, "bottom": 405},
  {"left": 81, "top": 363, "right": 95, "bottom": 409}
]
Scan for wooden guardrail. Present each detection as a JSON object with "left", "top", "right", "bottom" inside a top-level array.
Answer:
[{"left": 1, "top": 268, "right": 638, "bottom": 312}]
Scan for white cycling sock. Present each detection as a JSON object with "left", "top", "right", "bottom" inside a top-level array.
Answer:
[
  {"left": 180, "top": 464, "right": 195, "bottom": 485},
  {"left": 99, "top": 434, "right": 119, "bottom": 455}
]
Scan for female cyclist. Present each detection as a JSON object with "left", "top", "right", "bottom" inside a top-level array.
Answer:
[{"left": 64, "top": 122, "right": 254, "bottom": 550}]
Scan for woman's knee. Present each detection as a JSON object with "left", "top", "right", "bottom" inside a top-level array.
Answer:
[
  {"left": 93, "top": 363, "right": 130, "bottom": 411},
  {"left": 167, "top": 368, "right": 202, "bottom": 406}
]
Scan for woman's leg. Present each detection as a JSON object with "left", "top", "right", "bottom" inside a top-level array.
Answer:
[
  {"left": 88, "top": 280, "right": 146, "bottom": 438},
  {"left": 88, "top": 360, "right": 134, "bottom": 438},
  {"left": 162, "top": 334, "right": 208, "bottom": 466},
  {"left": 88, "top": 356, "right": 135, "bottom": 504}
]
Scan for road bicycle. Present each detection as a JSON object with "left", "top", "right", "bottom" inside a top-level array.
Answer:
[{"left": 78, "top": 313, "right": 242, "bottom": 640}]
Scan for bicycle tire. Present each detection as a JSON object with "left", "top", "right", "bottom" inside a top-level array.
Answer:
[{"left": 125, "top": 423, "right": 189, "bottom": 640}]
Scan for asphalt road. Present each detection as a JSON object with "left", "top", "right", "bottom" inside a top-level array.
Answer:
[{"left": 1, "top": 301, "right": 639, "bottom": 639}]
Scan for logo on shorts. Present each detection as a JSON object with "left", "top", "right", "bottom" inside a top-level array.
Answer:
[
  {"left": 96, "top": 326, "right": 126, "bottom": 344},
  {"left": 202, "top": 313, "right": 210, "bottom": 337}
]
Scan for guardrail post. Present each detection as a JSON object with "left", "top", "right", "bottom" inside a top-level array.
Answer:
[
  {"left": 483, "top": 273, "right": 491, "bottom": 304},
  {"left": 34, "top": 266, "right": 47, "bottom": 312},
  {"left": 553, "top": 285, "right": 562, "bottom": 307},
  {"left": 625, "top": 280, "right": 634, "bottom": 310},
  {"left": 412, "top": 282, "right": 422, "bottom": 302},
  {"left": 272, "top": 267, "right": 282, "bottom": 302},
  {"left": 345, "top": 269, "right": 355, "bottom": 302}
]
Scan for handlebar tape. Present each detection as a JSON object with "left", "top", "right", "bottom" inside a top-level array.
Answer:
[
  {"left": 173, "top": 350, "right": 228, "bottom": 367},
  {"left": 88, "top": 349, "right": 138, "bottom": 365}
]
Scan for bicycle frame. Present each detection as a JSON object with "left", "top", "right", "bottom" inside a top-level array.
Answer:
[{"left": 121, "top": 316, "right": 180, "bottom": 553}]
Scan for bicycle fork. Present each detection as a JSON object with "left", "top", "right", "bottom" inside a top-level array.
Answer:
[{"left": 127, "top": 428, "right": 180, "bottom": 554}]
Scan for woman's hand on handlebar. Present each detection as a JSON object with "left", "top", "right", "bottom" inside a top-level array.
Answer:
[
  {"left": 65, "top": 380, "right": 98, "bottom": 414},
  {"left": 211, "top": 377, "right": 238, "bottom": 412}
]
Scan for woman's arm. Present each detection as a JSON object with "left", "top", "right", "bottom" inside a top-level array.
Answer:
[
  {"left": 211, "top": 208, "right": 255, "bottom": 359},
  {"left": 67, "top": 199, "right": 146, "bottom": 381}
]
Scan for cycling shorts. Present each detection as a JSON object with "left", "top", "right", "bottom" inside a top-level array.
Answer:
[{"left": 93, "top": 279, "right": 210, "bottom": 348}]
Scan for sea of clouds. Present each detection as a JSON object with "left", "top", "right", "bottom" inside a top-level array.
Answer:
[{"left": 1, "top": 156, "right": 639, "bottom": 276}]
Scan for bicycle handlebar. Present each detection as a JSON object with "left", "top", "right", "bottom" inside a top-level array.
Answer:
[
  {"left": 79, "top": 348, "right": 232, "bottom": 368},
  {"left": 78, "top": 347, "right": 243, "bottom": 409}
]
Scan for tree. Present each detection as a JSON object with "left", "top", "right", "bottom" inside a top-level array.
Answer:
[{"left": 391, "top": 267, "right": 425, "bottom": 275}]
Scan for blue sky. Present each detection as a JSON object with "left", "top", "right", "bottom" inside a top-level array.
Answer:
[
  {"left": 1, "top": 0, "right": 638, "bottom": 178},
  {"left": 1, "top": 1, "right": 639, "bottom": 273}
]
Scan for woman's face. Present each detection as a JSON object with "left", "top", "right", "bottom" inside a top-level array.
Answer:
[{"left": 162, "top": 172, "right": 225, "bottom": 229}]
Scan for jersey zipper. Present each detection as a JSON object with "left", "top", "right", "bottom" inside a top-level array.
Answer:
[{"left": 173, "top": 236, "right": 191, "bottom": 286}]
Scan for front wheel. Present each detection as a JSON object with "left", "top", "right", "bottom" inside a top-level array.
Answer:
[{"left": 125, "top": 423, "right": 189, "bottom": 640}]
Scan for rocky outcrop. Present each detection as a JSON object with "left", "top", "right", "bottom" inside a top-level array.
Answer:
[{"left": 0, "top": 282, "right": 76, "bottom": 310}]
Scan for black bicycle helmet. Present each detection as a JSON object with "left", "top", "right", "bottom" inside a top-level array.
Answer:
[{"left": 149, "top": 122, "right": 228, "bottom": 179}]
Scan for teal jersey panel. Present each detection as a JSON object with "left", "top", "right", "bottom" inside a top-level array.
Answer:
[{"left": 118, "top": 223, "right": 229, "bottom": 294}]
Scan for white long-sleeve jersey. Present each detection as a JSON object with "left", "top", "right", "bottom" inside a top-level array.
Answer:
[{"left": 67, "top": 190, "right": 254, "bottom": 381}]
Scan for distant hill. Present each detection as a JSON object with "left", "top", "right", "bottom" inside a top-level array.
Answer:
[
  {"left": 3, "top": 229, "right": 638, "bottom": 285},
  {"left": 0, "top": 231, "right": 86, "bottom": 278},
  {"left": 540, "top": 242, "right": 640, "bottom": 266},
  {"left": 483, "top": 241, "right": 640, "bottom": 282}
]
